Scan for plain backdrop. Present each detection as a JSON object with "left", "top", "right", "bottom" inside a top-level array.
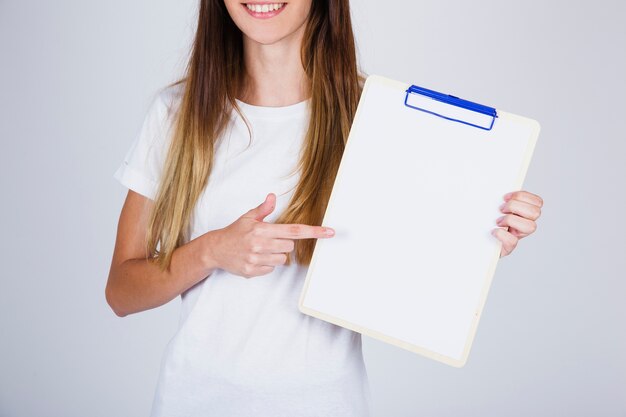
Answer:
[{"left": 1, "top": 1, "right": 624, "bottom": 416}]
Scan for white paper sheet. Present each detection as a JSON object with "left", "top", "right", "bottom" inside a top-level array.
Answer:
[{"left": 299, "top": 74, "right": 540, "bottom": 367}]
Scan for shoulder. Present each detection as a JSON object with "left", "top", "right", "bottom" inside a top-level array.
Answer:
[
  {"left": 132, "top": 81, "right": 186, "bottom": 149},
  {"left": 159, "top": 80, "right": 185, "bottom": 110},
  {"left": 150, "top": 80, "right": 186, "bottom": 123}
]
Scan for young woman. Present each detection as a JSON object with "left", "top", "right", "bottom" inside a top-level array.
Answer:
[{"left": 106, "top": 0, "right": 544, "bottom": 415}]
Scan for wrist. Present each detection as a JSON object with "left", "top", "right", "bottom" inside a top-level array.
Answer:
[{"left": 198, "top": 229, "right": 222, "bottom": 273}]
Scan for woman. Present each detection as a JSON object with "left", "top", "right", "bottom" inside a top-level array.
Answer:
[{"left": 106, "top": 0, "right": 544, "bottom": 415}]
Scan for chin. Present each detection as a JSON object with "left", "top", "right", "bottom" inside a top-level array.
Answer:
[{"left": 244, "top": 30, "right": 291, "bottom": 45}]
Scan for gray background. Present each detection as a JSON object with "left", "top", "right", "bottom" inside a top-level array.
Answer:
[{"left": 1, "top": 0, "right": 624, "bottom": 416}]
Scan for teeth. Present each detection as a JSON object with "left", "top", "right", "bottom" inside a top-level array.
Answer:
[{"left": 246, "top": 3, "right": 284, "bottom": 13}]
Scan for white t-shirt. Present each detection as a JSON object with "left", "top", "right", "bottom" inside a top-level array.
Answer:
[{"left": 113, "top": 83, "right": 372, "bottom": 417}]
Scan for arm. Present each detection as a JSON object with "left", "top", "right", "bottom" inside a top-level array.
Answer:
[{"left": 105, "top": 190, "right": 219, "bottom": 317}]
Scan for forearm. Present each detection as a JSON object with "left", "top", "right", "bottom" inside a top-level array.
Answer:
[{"left": 106, "top": 231, "right": 220, "bottom": 317}]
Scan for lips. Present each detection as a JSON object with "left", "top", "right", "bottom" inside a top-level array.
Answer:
[{"left": 242, "top": 2, "right": 287, "bottom": 19}]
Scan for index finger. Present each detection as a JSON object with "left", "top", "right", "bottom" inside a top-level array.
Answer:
[{"left": 260, "top": 223, "right": 335, "bottom": 239}]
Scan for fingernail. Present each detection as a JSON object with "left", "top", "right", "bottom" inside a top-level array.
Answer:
[
  {"left": 499, "top": 203, "right": 506, "bottom": 211},
  {"left": 503, "top": 192, "right": 513, "bottom": 201},
  {"left": 325, "top": 228, "right": 335, "bottom": 236},
  {"left": 496, "top": 216, "right": 505, "bottom": 224},
  {"left": 491, "top": 229, "right": 498, "bottom": 236}
]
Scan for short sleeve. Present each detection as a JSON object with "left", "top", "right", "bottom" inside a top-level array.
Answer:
[{"left": 113, "top": 92, "right": 174, "bottom": 200}]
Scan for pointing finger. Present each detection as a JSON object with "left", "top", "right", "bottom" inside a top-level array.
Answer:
[{"left": 259, "top": 223, "right": 335, "bottom": 239}]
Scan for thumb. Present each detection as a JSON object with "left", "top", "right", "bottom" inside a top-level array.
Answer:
[{"left": 243, "top": 193, "right": 276, "bottom": 222}]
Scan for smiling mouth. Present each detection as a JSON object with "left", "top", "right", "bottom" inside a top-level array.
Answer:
[{"left": 242, "top": 2, "right": 287, "bottom": 18}]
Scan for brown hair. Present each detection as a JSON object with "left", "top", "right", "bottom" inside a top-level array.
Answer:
[{"left": 147, "top": 0, "right": 366, "bottom": 270}]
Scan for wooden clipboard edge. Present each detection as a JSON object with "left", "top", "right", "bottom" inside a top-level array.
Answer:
[
  {"left": 298, "top": 74, "right": 541, "bottom": 369},
  {"left": 299, "top": 303, "right": 466, "bottom": 368}
]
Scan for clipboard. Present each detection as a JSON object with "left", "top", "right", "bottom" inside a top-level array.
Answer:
[{"left": 298, "top": 74, "right": 540, "bottom": 367}]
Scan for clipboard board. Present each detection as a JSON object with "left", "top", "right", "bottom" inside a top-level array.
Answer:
[{"left": 298, "top": 74, "right": 540, "bottom": 367}]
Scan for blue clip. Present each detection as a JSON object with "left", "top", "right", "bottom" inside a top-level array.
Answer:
[{"left": 404, "top": 85, "right": 498, "bottom": 131}]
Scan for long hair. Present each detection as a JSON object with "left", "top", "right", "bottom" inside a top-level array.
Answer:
[{"left": 146, "top": 0, "right": 365, "bottom": 271}]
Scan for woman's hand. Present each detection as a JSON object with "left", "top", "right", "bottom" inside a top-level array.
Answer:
[
  {"left": 492, "top": 190, "right": 543, "bottom": 258},
  {"left": 206, "top": 193, "right": 335, "bottom": 278}
]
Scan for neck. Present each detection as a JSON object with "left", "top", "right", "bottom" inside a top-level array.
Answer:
[{"left": 239, "top": 26, "right": 310, "bottom": 107}]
